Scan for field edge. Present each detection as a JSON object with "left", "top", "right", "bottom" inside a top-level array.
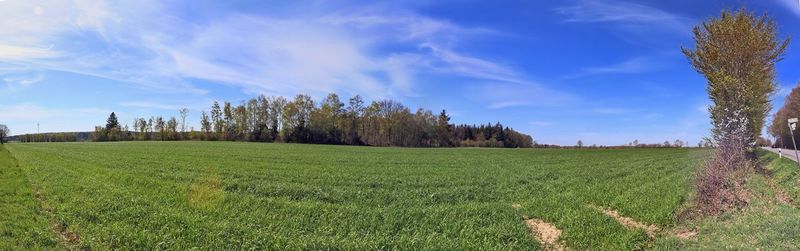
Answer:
[{"left": 0, "top": 145, "right": 62, "bottom": 250}]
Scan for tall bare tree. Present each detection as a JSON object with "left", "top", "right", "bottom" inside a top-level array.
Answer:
[
  {"left": 200, "top": 111, "right": 212, "bottom": 140},
  {"left": 179, "top": 108, "right": 189, "bottom": 133}
]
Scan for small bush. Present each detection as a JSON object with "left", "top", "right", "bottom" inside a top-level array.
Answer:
[{"left": 692, "top": 134, "right": 753, "bottom": 216}]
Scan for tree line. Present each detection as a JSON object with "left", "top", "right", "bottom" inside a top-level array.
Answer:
[
  {"left": 14, "top": 132, "right": 89, "bottom": 143},
  {"left": 92, "top": 93, "right": 533, "bottom": 148},
  {"left": 769, "top": 84, "right": 800, "bottom": 149}
]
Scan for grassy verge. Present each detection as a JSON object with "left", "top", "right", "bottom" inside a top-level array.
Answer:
[
  {"left": 760, "top": 150, "right": 800, "bottom": 202},
  {"left": 0, "top": 144, "right": 60, "bottom": 250},
  {"left": 651, "top": 150, "right": 800, "bottom": 250}
]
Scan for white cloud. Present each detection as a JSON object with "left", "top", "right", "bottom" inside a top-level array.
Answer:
[
  {"left": 0, "top": 0, "right": 555, "bottom": 100},
  {"left": 0, "top": 0, "right": 204, "bottom": 94},
  {"left": 776, "top": 0, "right": 800, "bottom": 16},
  {"left": 421, "top": 43, "right": 522, "bottom": 83},
  {"left": 0, "top": 44, "right": 61, "bottom": 60},
  {"left": 566, "top": 57, "right": 656, "bottom": 79},
  {"left": 120, "top": 101, "right": 184, "bottom": 111},
  {"left": 586, "top": 58, "right": 650, "bottom": 74},
  {"left": 3, "top": 74, "right": 43, "bottom": 87},
  {"left": 0, "top": 0, "right": 116, "bottom": 53},
  {"left": 555, "top": 0, "right": 692, "bottom": 34},
  {"left": 777, "top": 83, "right": 795, "bottom": 97},
  {"left": 119, "top": 100, "right": 213, "bottom": 112},
  {"left": 556, "top": 0, "right": 689, "bottom": 25},
  {"left": 146, "top": 15, "right": 391, "bottom": 98},
  {"left": 473, "top": 82, "right": 576, "bottom": 109}
]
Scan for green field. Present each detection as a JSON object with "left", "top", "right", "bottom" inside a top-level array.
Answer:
[{"left": 1, "top": 142, "right": 707, "bottom": 250}]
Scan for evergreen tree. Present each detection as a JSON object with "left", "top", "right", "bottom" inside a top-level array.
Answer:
[
  {"left": 436, "top": 110, "right": 453, "bottom": 147},
  {"left": 105, "top": 112, "right": 120, "bottom": 131}
]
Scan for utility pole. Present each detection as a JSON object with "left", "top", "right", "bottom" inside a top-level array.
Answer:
[{"left": 788, "top": 118, "right": 800, "bottom": 167}]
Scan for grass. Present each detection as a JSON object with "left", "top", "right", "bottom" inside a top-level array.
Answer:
[
  {"left": 1, "top": 141, "right": 707, "bottom": 250},
  {"left": 652, "top": 150, "right": 800, "bottom": 250},
  {"left": 0, "top": 145, "right": 59, "bottom": 250},
  {"left": 761, "top": 150, "right": 800, "bottom": 202}
]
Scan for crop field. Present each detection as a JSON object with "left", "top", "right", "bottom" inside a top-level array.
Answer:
[{"left": 1, "top": 142, "right": 707, "bottom": 250}]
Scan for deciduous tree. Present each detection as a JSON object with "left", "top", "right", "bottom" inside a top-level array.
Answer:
[
  {"left": 179, "top": 108, "right": 189, "bottom": 133},
  {"left": 200, "top": 111, "right": 212, "bottom": 140},
  {"left": 683, "top": 8, "right": 789, "bottom": 145},
  {"left": 0, "top": 124, "right": 9, "bottom": 144}
]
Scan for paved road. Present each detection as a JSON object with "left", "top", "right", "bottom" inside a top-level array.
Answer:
[{"left": 762, "top": 147, "right": 800, "bottom": 163}]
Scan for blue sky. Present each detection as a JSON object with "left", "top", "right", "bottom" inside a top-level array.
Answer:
[{"left": 1, "top": 0, "right": 799, "bottom": 145}]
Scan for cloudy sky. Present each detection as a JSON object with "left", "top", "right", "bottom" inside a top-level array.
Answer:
[{"left": 1, "top": 0, "right": 799, "bottom": 145}]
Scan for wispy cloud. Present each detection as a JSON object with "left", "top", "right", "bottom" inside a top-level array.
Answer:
[
  {"left": 119, "top": 99, "right": 214, "bottom": 112},
  {"left": 120, "top": 101, "right": 186, "bottom": 111},
  {"left": 583, "top": 57, "right": 653, "bottom": 74},
  {"left": 563, "top": 57, "right": 657, "bottom": 79},
  {"left": 0, "top": 44, "right": 61, "bottom": 60},
  {"left": 3, "top": 74, "right": 44, "bottom": 87},
  {"left": 555, "top": 0, "right": 692, "bottom": 33},
  {"left": 0, "top": 0, "right": 554, "bottom": 101},
  {"left": 777, "top": 83, "right": 796, "bottom": 97},
  {"left": 421, "top": 43, "right": 522, "bottom": 84},
  {"left": 472, "top": 82, "right": 576, "bottom": 109},
  {"left": 776, "top": 0, "right": 800, "bottom": 16}
]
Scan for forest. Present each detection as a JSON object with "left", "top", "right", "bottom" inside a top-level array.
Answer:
[{"left": 87, "top": 93, "right": 534, "bottom": 148}]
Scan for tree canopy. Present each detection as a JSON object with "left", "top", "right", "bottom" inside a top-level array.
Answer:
[
  {"left": 0, "top": 124, "right": 9, "bottom": 144},
  {"left": 114, "top": 93, "right": 534, "bottom": 148},
  {"left": 682, "top": 8, "right": 789, "bottom": 145}
]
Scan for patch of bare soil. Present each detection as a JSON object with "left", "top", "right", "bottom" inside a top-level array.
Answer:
[
  {"left": 674, "top": 229, "right": 697, "bottom": 240},
  {"left": 53, "top": 223, "right": 81, "bottom": 245},
  {"left": 589, "top": 205, "right": 659, "bottom": 238},
  {"left": 511, "top": 204, "right": 567, "bottom": 250},
  {"left": 770, "top": 182, "right": 794, "bottom": 206},
  {"left": 522, "top": 215, "right": 566, "bottom": 251},
  {"left": 776, "top": 190, "right": 793, "bottom": 205},
  {"left": 32, "top": 186, "right": 83, "bottom": 248}
]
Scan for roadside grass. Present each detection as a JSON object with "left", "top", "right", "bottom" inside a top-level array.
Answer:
[
  {"left": 652, "top": 150, "right": 800, "bottom": 250},
  {"left": 0, "top": 145, "right": 60, "bottom": 250},
  {"left": 761, "top": 150, "right": 800, "bottom": 202},
  {"left": 4, "top": 142, "right": 706, "bottom": 249}
]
